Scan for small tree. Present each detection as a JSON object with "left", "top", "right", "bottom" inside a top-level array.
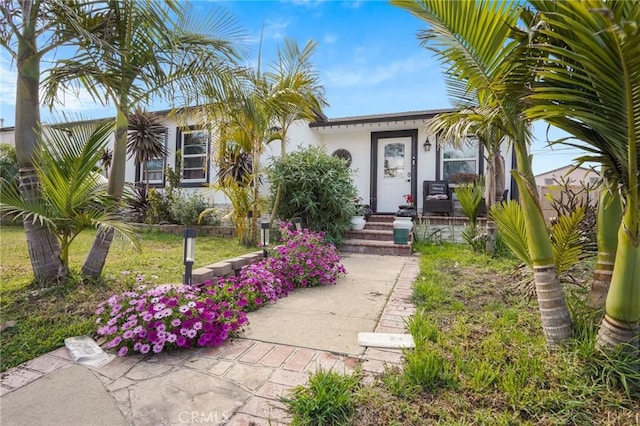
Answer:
[
  {"left": 0, "top": 120, "right": 138, "bottom": 270},
  {"left": 269, "top": 145, "right": 357, "bottom": 245}
]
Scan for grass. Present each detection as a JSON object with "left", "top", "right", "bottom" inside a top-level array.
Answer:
[
  {"left": 0, "top": 225, "right": 251, "bottom": 371},
  {"left": 284, "top": 242, "right": 640, "bottom": 425}
]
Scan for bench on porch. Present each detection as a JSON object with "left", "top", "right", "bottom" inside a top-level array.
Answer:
[{"left": 423, "top": 180, "right": 454, "bottom": 216}]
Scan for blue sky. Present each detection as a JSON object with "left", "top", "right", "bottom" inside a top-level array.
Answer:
[{"left": 0, "top": 0, "right": 584, "bottom": 175}]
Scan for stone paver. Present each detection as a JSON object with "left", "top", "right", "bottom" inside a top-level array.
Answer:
[{"left": 0, "top": 254, "right": 421, "bottom": 425}]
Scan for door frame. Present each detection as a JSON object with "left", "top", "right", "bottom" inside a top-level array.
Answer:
[{"left": 370, "top": 129, "right": 418, "bottom": 213}]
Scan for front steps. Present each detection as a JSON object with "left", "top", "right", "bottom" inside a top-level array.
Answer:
[{"left": 342, "top": 215, "right": 412, "bottom": 256}]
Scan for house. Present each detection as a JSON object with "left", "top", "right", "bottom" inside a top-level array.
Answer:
[
  {"left": 0, "top": 108, "right": 515, "bottom": 215},
  {"left": 535, "top": 165, "right": 600, "bottom": 222}
]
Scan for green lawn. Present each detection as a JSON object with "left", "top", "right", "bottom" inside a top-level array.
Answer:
[{"left": 0, "top": 225, "right": 251, "bottom": 371}]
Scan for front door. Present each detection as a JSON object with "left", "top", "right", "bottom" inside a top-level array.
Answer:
[{"left": 376, "top": 136, "right": 413, "bottom": 212}]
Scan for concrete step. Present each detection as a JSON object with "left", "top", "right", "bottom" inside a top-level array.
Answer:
[
  {"left": 341, "top": 239, "right": 411, "bottom": 256},
  {"left": 346, "top": 229, "right": 394, "bottom": 241}
]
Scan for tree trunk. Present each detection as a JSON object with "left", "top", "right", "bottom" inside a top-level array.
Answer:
[
  {"left": 513, "top": 138, "right": 572, "bottom": 349},
  {"left": 589, "top": 186, "right": 622, "bottom": 307},
  {"left": 14, "top": 3, "right": 65, "bottom": 282},
  {"left": 596, "top": 206, "right": 640, "bottom": 351},
  {"left": 82, "top": 104, "right": 128, "bottom": 278},
  {"left": 81, "top": 228, "right": 115, "bottom": 278}
]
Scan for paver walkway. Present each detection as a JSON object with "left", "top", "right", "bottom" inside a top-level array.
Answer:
[{"left": 0, "top": 254, "right": 419, "bottom": 425}]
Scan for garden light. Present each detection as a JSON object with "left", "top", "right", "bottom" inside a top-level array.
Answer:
[
  {"left": 183, "top": 228, "right": 196, "bottom": 285},
  {"left": 293, "top": 217, "right": 302, "bottom": 231},
  {"left": 260, "top": 220, "right": 270, "bottom": 258}
]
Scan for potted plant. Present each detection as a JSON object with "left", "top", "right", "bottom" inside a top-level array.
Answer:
[
  {"left": 351, "top": 197, "right": 367, "bottom": 230},
  {"left": 397, "top": 194, "right": 417, "bottom": 218}
]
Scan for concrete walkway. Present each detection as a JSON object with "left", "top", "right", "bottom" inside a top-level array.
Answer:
[{"left": 0, "top": 253, "right": 419, "bottom": 426}]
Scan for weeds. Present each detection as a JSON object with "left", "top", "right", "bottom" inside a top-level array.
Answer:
[{"left": 280, "top": 368, "right": 362, "bottom": 426}]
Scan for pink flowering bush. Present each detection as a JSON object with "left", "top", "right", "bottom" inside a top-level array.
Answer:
[
  {"left": 208, "top": 263, "right": 280, "bottom": 312},
  {"left": 96, "top": 223, "right": 346, "bottom": 356},
  {"left": 268, "top": 222, "right": 346, "bottom": 289},
  {"left": 96, "top": 284, "right": 247, "bottom": 356}
]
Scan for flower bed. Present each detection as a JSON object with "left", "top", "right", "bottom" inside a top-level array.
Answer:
[{"left": 96, "top": 223, "right": 346, "bottom": 356}]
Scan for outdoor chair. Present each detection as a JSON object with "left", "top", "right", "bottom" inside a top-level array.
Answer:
[{"left": 422, "top": 180, "right": 454, "bottom": 216}]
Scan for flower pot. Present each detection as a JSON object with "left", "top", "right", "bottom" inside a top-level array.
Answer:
[
  {"left": 396, "top": 205, "right": 417, "bottom": 218},
  {"left": 350, "top": 216, "right": 366, "bottom": 231}
]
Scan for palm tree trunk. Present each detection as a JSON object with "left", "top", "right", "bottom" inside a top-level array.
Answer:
[
  {"left": 81, "top": 228, "right": 115, "bottom": 278},
  {"left": 596, "top": 204, "right": 640, "bottom": 351},
  {"left": 589, "top": 187, "right": 621, "bottom": 307},
  {"left": 14, "top": 11, "right": 65, "bottom": 282},
  {"left": 513, "top": 139, "right": 572, "bottom": 348},
  {"left": 82, "top": 103, "right": 128, "bottom": 278}
]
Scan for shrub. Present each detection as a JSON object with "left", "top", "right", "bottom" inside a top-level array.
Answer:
[
  {"left": 267, "top": 222, "right": 347, "bottom": 290},
  {"left": 269, "top": 145, "right": 358, "bottom": 244},
  {"left": 96, "top": 283, "right": 248, "bottom": 355},
  {"left": 169, "top": 191, "right": 215, "bottom": 226},
  {"left": 281, "top": 368, "right": 362, "bottom": 426}
]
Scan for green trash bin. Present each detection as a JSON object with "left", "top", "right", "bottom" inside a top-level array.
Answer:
[
  {"left": 393, "top": 217, "right": 413, "bottom": 244},
  {"left": 393, "top": 228, "right": 410, "bottom": 244}
]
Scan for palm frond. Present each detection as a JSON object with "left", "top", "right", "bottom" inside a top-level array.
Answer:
[
  {"left": 551, "top": 207, "right": 585, "bottom": 276},
  {"left": 490, "top": 200, "right": 532, "bottom": 267}
]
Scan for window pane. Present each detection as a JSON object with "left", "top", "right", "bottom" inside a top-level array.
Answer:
[
  {"left": 442, "top": 144, "right": 476, "bottom": 159},
  {"left": 146, "top": 159, "right": 164, "bottom": 171},
  {"left": 443, "top": 160, "right": 476, "bottom": 180},
  {"left": 183, "top": 169, "right": 205, "bottom": 180},
  {"left": 383, "top": 143, "right": 405, "bottom": 178},
  {"left": 183, "top": 157, "right": 205, "bottom": 169},
  {"left": 146, "top": 170, "right": 163, "bottom": 182},
  {"left": 183, "top": 131, "right": 208, "bottom": 155}
]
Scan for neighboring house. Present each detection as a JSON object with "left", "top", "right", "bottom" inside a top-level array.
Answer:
[
  {"left": 534, "top": 165, "right": 599, "bottom": 189},
  {"left": 535, "top": 165, "right": 600, "bottom": 222},
  {"left": 0, "top": 108, "right": 515, "bottom": 214}
]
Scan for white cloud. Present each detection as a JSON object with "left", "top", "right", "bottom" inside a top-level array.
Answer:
[
  {"left": 323, "top": 33, "right": 337, "bottom": 44},
  {"left": 263, "top": 18, "right": 290, "bottom": 40},
  {"left": 324, "top": 53, "right": 432, "bottom": 88}
]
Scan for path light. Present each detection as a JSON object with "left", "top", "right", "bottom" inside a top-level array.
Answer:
[
  {"left": 183, "top": 228, "right": 196, "bottom": 285},
  {"left": 423, "top": 137, "right": 432, "bottom": 152},
  {"left": 293, "top": 217, "right": 302, "bottom": 231},
  {"left": 260, "top": 220, "right": 270, "bottom": 258}
]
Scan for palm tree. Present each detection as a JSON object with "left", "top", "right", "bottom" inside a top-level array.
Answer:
[
  {"left": 127, "top": 108, "right": 168, "bottom": 191},
  {"left": 0, "top": 0, "right": 112, "bottom": 282},
  {"left": 392, "top": 0, "right": 573, "bottom": 348},
  {"left": 525, "top": 0, "right": 640, "bottom": 349},
  {"left": 0, "top": 119, "right": 138, "bottom": 268},
  {"left": 42, "top": 0, "right": 244, "bottom": 278},
  {"left": 427, "top": 106, "right": 507, "bottom": 254},
  {"left": 264, "top": 38, "right": 328, "bottom": 224},
  {"left": 191, "top": 38, "right": 326, "bottom": 243}
]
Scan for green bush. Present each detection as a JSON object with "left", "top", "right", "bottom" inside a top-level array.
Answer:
[
  {"left": 269, "top": 146, "right": 357, "bottom": 244},
  {"left": 281, "top": 368, "right": 362, "bottom": 426},
  {"left": 169, "top": 191, "right": 217, "bottom": 226}
]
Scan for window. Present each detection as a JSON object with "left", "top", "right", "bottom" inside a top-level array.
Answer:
[
  {"left": 139, "top": 129, "right": 167, "bottom": 186},
  {"left": 180, "top": 129, "right": 209, "bottom": 184},
  {"left": 441, "top": 139, "right": 480, "bottom": 182},
  {"left": 544, "top": 178, "right": 554, "bottom": 185}
]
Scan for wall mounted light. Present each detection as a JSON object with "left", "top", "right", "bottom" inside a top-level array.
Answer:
[
  {"left": 260, "top": 220, "right": 270, "bottom": 258},
  {"left": 183, "top": 228, "right": 196, "bottom": 285},
  {"left": 423, "top": 137, "right": 433, "bottom": 152}
]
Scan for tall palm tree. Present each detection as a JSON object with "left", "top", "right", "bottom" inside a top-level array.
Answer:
[
  {"left": 526, "top": 0, "right": 640, "bottom": 349},
  {"left": 393, "top": 0, "right": 573, "bottom": 348},
  {"left": 190, "top": 38, "right": 326, "bottom": 243},
  {"left": 42, "top": 0, "right": 244, "bottom": 278},
  {"left": 0, "top": 119, "right": 138, "bottom": 268},
  {"left": 0, "top": 0, "right": 113, "bottom": 282},
  {"left": 264, "top": 38, "right": 328, "bottom": 224}
]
